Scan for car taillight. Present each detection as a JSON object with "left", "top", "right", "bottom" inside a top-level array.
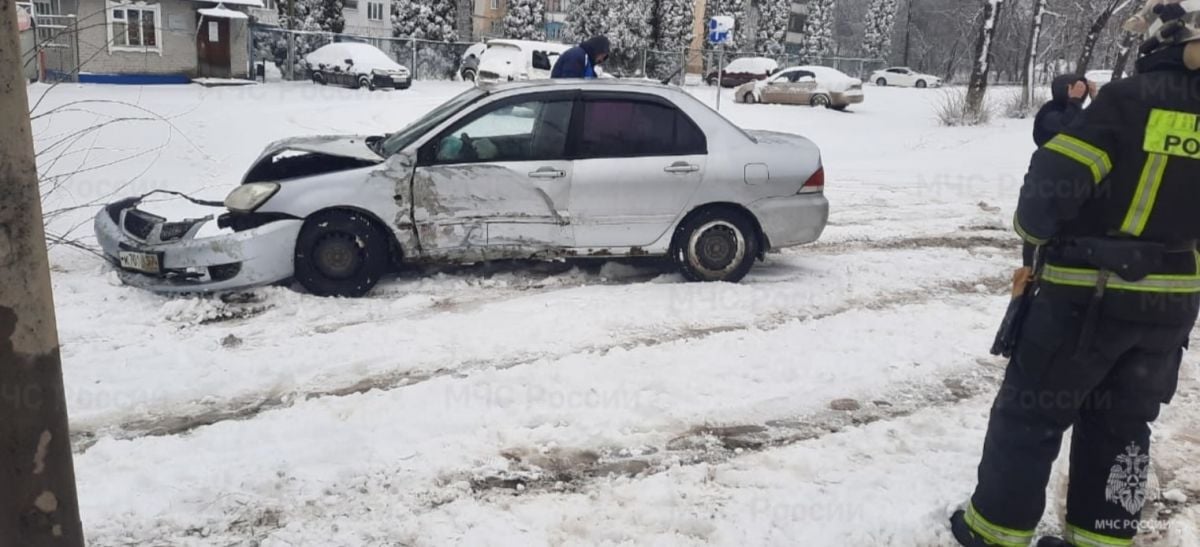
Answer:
[{"left": 800, "top": 166, "right": 824, "bottom": 193}]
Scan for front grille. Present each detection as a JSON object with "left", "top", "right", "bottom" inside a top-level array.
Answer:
[
  {"left": 158, "top": 221, "right": 193, "bottom": 242},
  {"left": 122, "top": 210, "right": 159, "bottom": 240}
]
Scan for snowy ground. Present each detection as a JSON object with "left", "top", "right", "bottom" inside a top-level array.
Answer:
[{"left": 27, "top": 80, "right": 1200, "bottom": 546}]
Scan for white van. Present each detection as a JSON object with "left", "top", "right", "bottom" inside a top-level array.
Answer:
[{"left": 475, "top": 39, "right": 571, "bottom": 85}]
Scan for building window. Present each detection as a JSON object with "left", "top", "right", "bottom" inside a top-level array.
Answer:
[
  {"left": 108, "top": 2, "right": 160, "bottom": 52},
  {"left": 344, "top": 0, "right": 358, "bottom": 9},
  {"left": 490, "top": 19, "right": 501, "bottom": 34},
  {"left": 490, "top": 0, "right": 498, "bottom": 10},
  {"left": 545, "top": 0, "right": 559, "bottom": 12},
  {"left": 367, "top": 1, "right": 383, "bottom": 20},
  {"left": 788, "top": 13, "right": 806, "bottom": 33}
]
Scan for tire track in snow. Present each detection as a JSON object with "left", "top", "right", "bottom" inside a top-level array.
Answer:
[
  {"left": 456, "top": 361, "right": 1007, "bottom": 497},
  {"left": 71, "top": 268, "right": 1013, "bottom": 453},
  {"left": 69, "top": 231, "right": 1019, "bottom": 452}
]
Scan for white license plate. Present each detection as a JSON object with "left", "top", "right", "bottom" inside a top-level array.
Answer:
[{"left": 119, "top": 251, "right": 161, "bottom": 274}]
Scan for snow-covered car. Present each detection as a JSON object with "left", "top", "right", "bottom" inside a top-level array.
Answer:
[
  {"left": 706, "top": 57, "right": 779, "bottom": 88},
  {"left": 734, "top": 65, "right": 864, "bottom": 110},
  {"left": 460, "top": 42, "right": 487, "bottom": 81},
  {"left": 475, "top": 39, "right": 569, "bottom": 85},
  {"left": 870, "top": 66, "right": 941, "bottom": 88},
  {"left": 305, "top": 43, "right": 411, "bottom": 91},
  {"left": 94, "top": 80, "right": 829, "bottom": 297}
]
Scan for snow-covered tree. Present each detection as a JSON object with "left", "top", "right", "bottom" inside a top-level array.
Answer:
[
  {"left": 965, "top": 0, "right": 1004, "bottom": 119},
  {"left": 504, "top": 0, "right": 547, "bottom": 40},
  {"left": 392, "top": 0, "right": 458, "bottom": 41},
  {"left": 318, "top": 0, "right": 345, "bottom": 34},
  {"left": 754, "top": 0, "right": 790, "bottom": 56},
  {"left": 653, "top": 0, "right": 694, "bottom": 52},
  {"left": 862, "top": 0, "right": 897, "bottom": 61},
  {"left": 798, "top": 0, "right": 835, "bottom": 62},
  {"left": 271, "top": 0, "right": 328, "bottom": 79}
]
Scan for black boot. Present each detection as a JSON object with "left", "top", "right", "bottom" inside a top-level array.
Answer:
[
  {"left": 1035, "top": 538, "right": 1069, "bottom": 547},
  {"left": 950, "top": 510, "right": 994, "bottom": 546}
]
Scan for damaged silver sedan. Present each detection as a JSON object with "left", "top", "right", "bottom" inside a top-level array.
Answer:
[{"left": 95, "top": 79, "right": 829, "bottom": 297}]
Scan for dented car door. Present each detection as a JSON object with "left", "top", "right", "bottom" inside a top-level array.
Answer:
[{"left": 411, "top": 92, "right": 576, "bottom": 259}]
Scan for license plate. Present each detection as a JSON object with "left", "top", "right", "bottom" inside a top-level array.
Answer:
[{"left": 119, "top": 251, "right": 161, "bottom": 274}]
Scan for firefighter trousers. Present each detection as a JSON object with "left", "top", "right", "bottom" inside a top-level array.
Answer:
[{"left": 968, "top": 290, "right": 1190, "bottom": 544}]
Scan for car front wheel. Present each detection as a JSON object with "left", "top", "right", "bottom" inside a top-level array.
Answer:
[
  {"left": 313, "top": 72, "right": 326, "bottom": 85},
  {"left": 876, "top": 77, "right": 887, "bottom": 86},
  {"left": 742, "top": 91, "right": 757, "bottom": 104},
  {"left": 810, "top": 94, "right": 831, "bottom": 108},
  {"left": 916, "top": 79, "right": 927, "bottom": 88},
  {"left": 672, "top": 208, "right": 759, "bottom": 283},
  {"left": 294, "top": 210, "right": 390, "bottom": 297}
]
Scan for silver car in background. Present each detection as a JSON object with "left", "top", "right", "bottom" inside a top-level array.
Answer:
[{"left": 95, "top": 80, "right": 829, "bottom": 297}]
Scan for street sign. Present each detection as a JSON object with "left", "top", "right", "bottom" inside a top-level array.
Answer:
[{"left": 708, "top": 16, "right": 734, "bottom": 45}]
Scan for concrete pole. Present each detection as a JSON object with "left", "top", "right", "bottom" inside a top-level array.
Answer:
[{"left": 0, "top": 2, "right": 84, "bottom": 546}]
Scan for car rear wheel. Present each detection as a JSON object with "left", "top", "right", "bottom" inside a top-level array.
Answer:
[
  {"left": 357, "top": 75, "right": 374, "bottom": 90},
  {"left": 876, "top": 77, "right": 887, "bottom": 86},
  {"left": 916, "top": 79, "right": 927, "bottom": 88},
  {"left": 672, "top": 208, "right": 759, "bottom": 283},
  {"left": 294, "top": 210, "right": 390, "bottom": 297},
  {"left": 742, "top": 91, "right": 757, "bottom": 104},
  {"left": 312, "top": 72, "right": 326, "bottom": 85},
  {"left": 810, "top": 94, "right": 831, "bottom": 108},
  {"left": 462, "top": 68, "right": 476, "bottom": 81}
]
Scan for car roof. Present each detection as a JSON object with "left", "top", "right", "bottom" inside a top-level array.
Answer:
[{"left": 486, "top": 39, "right": 570, "bottom": 52}]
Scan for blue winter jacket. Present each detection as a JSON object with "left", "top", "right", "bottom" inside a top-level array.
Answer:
[{"left": 551, "top": 36, "right": 610, "bottom": 79}]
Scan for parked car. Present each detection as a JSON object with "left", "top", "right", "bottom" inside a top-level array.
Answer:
[
  {"left": 305, "top": 43, "right": 411, "bottom": 90},
  {"left": 706, "top": 57, "right": 779, "bottom": 88},
  {"left": 475, "top": 39, "right": 569, "bottom": 85},
  {"left": 460, "top": 42, "right": 487, "bottom": 81},
  {"left": 95, "top": 80, "right": 829, "bottom": 297},
  {"left": 869, "top": 66, "right": 942, "bottom": 88},
  {"left": 735, "top": 65, "right": 864, "bottom": 110}
]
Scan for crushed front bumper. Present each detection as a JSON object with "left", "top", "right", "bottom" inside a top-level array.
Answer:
[{"left": 94, "top": 195, "right": 303, "bottom": 293}]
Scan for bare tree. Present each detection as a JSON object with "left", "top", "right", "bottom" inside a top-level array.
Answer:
[
  {"left": 966, "top": 0, "right": 1006, "bottom": 117},
  {"left": 1111, "top": 29, "right": 1140, "bottom": 79},
  {"left": 1076, "top": 0, "right": 1134, "bottom": 73},
  {"left": 1022, "top": 0, "right": 1048, "bottom": 106}
]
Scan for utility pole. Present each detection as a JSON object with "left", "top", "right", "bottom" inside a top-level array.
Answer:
[{"left": 0, "top": 2, "right": 84, "bottom": 546}]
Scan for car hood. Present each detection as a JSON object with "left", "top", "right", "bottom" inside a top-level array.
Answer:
[{"left": 253, "top": 135, "right": 382, "bottom": 164}]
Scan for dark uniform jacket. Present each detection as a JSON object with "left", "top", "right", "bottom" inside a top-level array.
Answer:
[
  {"left": 1015, "top": 45, "right": 1200, "bottom": 325},
  {"left": 551, "top": 36, "right": 610, "bottom": 79}
]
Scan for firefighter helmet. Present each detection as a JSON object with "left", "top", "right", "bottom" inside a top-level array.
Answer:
[{"left": 1125, "top": 0, "right": 1200, "bottom": 54}]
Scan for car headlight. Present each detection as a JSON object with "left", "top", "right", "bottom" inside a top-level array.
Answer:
[{"left": 224, "top": 182, "right": 279, "bottom": 213}]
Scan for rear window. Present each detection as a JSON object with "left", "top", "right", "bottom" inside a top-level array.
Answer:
[{"left": 577, "top": 100, "right": 706, "bottom": 158}]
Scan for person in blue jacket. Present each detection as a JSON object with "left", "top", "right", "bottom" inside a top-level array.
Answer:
[{"left": 551, "top": 36, "right": 610, "bottom": 79}]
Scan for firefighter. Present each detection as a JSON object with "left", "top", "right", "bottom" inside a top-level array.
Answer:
[{"left": 951, "top": 1, "right": 1200, "bottom": 546}]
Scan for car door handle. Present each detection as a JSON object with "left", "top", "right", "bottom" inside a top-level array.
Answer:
[
  {"left": 664, "top": 162, "right": 699, "bottom": 173},
  {"left": 528, "top": 167, "right": 565, "bottom": 179}
]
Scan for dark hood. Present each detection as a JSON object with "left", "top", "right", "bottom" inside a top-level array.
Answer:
[
  {"left": 1050, "top": 74, "right": 1081, "bottom": 104},
  {"left": 580, "top": 36, "right": 610, "bottom": 60}
]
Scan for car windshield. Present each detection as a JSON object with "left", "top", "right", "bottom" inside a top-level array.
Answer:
[{"left": 379, "top": 88, "right": 487, "bottom": 156}]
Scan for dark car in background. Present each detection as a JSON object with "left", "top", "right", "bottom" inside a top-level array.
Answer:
[
  {"left": 705, "top": 57, "right": 779, "bottom": 88},
  {"left": 305, "top": 43, "right": 411, "bottom": 91}
]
